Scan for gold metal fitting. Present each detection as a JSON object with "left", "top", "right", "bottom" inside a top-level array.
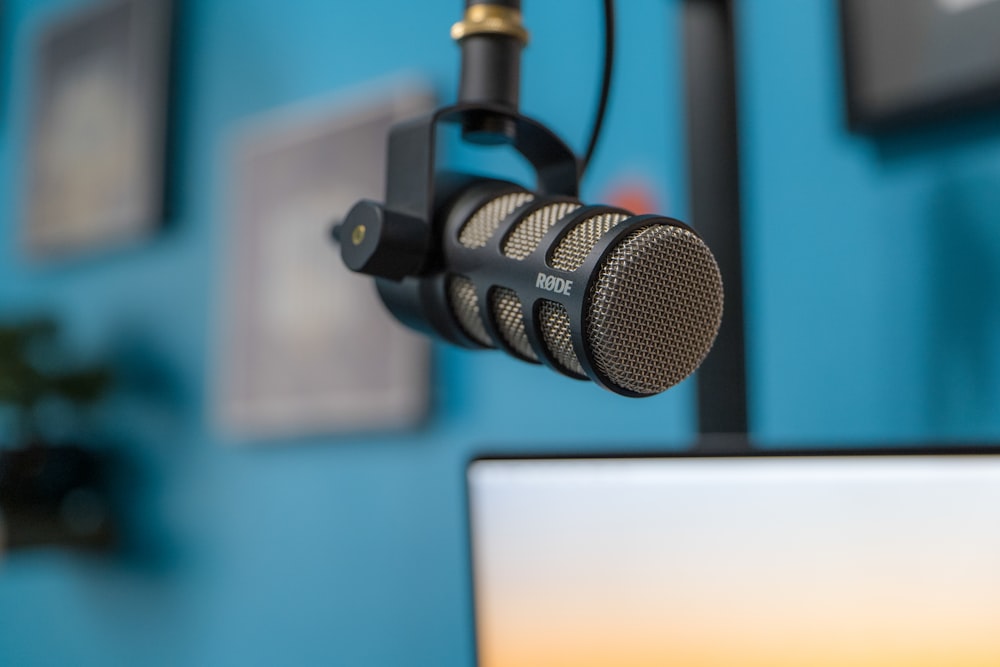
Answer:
[
  {"left": 451, "top": 4, "right": 529, "bottom": 45},
  {"left": 351, "top": 224, "right": 366, "bottom": 246}
]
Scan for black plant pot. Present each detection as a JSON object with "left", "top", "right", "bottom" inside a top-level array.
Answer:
[{"left": 0, "top": 445, "right": 115, "bottom": 552}]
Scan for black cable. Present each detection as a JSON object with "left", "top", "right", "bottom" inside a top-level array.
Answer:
[{"left": 581, "top": 0, "right": 615, "bottom": 175}]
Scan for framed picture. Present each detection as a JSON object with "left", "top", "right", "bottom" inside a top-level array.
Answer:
[
  {"left": 25, "top": 0, "right": 172, "bottom": 256},
  {"left": 216, "top": 81, "right": 435, "bottom": 441},
  {"left": 840, "top": 0, "right": 1000, "bottom": 131}
]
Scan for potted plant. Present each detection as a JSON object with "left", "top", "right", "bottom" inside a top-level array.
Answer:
[{"left": 0, "top": 318, "right": 115, "bottom": 551}]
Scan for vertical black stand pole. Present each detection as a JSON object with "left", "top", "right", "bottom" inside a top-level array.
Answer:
[
  {"left": 683, "top": 0, "right": 750, "bottom": 447},
  {"left": 456, "top": 0, "right": 526, "bottom": 144},
  {"left": 458, "top": 0, "right": 523, "bottom": 110}
]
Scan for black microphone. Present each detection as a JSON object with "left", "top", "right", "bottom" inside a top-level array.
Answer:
[
  {"left": 339, "top": 175, "right": 723, "bottom": 397},
  {"left": 332, "top": 0, "right": 723, "bottom": 398}
]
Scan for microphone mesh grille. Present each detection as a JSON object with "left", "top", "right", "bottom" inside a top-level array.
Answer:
[
  {"left": 447, "top": 275, "right": 493, "bottom": 347},
  {"left": 458, "top": 191, "right": 534, "bottom": 248},
  {"left": 490, "top": 287, "right": 538, "bottom": 361},
  {"left": 587, "top": 224, "right": 724, "bottom": 395},
  {"left": 502, "top": 202, "right": 582, "bottom": 260},
  {"left": 537, "top": 300, "right": 585, "bottom": 376},
  {"left": 549, "top": 212, "right": 630, "bottom": 271}
]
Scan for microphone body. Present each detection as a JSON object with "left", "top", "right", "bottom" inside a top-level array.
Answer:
[
  {"left": 372, "top": 175, "right": 724, "bottom": 397},
  {"left": 335, "top": 4, "right": 723, "bottom": 398}
]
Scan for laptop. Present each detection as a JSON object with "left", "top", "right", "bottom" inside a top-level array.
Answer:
[{"left": 467, "top": 451, "right": 1000, "bottom": 666}]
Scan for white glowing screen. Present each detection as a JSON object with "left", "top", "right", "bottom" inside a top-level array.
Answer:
[{"left": 470, "top": 455, "right": 1000, "bottom": 667}]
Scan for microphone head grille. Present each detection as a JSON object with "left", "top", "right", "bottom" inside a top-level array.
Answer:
[
  {"left": 549, "top": 212, "right": 630, "bottom": 271},
  {"left": 490, "top": 287, "right": 538, "bottom": 361},
  {"left": 502, "top": 202, "right": 582, "bottom": 260},
  {"left": 537, "top": 300, "right": 586, "bottom": 377},
  {"left": 586, "top": 224, "right": 724, "bottom": 395},
  {"left": 458, "top": 191, "right": 534, "bottom": 248},
  {"left": 447, "top": 275, "right": 493, "bottom": 347}
]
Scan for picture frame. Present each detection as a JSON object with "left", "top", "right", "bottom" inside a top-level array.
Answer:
[
  {"left": 215, "top": 81, "right": 435, "bottom": 441},
  {"left": 840, "top": 0, "right": 1000, "bottom": 131},
  {"left": 24, "top": 0, "right": 172, "bottom": 257}
]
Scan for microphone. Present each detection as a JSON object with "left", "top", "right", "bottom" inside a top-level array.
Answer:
[
  {"left": 332, "top": 0, "right": 723, "bottom": 398},
  {"left": 340, "top": 175, "right": 723, "bottom": 397}
]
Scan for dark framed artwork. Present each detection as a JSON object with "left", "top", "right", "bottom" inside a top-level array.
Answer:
[
  {"left": 840, "top": 0, "right": 1000, "bottom": 131},
  {"left": 216, "top": 82, "right": 435, "bottom": 441},
  {"left": 25, "top": 0, "right": 172, "bottom": 257}
]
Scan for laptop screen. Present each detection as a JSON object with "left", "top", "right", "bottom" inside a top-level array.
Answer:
[{"left": 467, "top": 454, "right": 1000, "bottom": 666}]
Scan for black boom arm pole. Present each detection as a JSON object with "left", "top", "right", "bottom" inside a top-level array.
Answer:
[{"left": 684, "top": 0, "right": 750, "bottom": 445}]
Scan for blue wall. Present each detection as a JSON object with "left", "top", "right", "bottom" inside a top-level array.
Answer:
[
  {"left": 739, "top": 1, "right": 1000, "bottom": 444},
  {"left": 1, "top": 0, "right": 999, "bottom": 665}
]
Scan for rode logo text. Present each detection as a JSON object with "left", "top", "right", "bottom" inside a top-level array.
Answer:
[{"left": 536, "top": 272, "right": 573, "bottom": 296}]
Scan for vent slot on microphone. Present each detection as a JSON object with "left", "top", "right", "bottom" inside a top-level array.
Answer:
[
  {"left": 489, "top": 287, "right": 538, "bottom": 362},
  {"left": 549, "top": 212, "right": 630, "bottom": 271},
  {"left": 447, "top": 275, "right": 493, "bottom": 347},
  {"left": 458, "top": 191, "right": 534, "bottom": 248},
  {"left": 537, "top": 300, "right": 585, "bottom": 377},
  {"left": 586, "top": 224, "right": 724, "bottom": 395},
  {"left": 501, "top": 202, "right": 582, "bottom": 260}
]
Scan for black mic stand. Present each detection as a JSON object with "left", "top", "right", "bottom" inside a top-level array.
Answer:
[
  {"left": 455, "top": 0, "right": 525, "bottom": 141},
  {"left": 684, "top": 0, "right": 751, "bottom": 451}
]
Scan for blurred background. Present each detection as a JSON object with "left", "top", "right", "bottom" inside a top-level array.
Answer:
[{"left": 1, "top": 0, "right": 999, "bottom": 665}]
